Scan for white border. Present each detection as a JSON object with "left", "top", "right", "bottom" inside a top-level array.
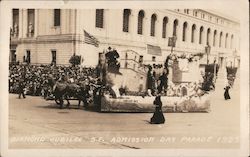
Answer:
[{"left": 0, "top": 0, "right": 249, "bottom": 157}]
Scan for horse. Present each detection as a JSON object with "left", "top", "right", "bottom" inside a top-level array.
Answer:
[{"left": 48, "top": 77, "right": 90, "bottom": 109}]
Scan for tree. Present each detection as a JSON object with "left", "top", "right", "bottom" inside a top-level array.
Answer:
[{"left": 69, "top": 54, "right": 81, "bottom": 66}]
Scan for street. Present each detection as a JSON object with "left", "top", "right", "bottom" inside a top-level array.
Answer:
[{"left": 9, "top": 71, "right": 240, "bottom": 149}]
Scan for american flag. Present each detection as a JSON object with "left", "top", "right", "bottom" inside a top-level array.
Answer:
[{"left": 84, "top": 30, "right": 99, "bottom": 47}]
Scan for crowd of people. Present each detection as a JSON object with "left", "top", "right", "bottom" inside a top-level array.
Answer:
[{"left": 9, "top": 64, "right": 97, "bottom": 98}]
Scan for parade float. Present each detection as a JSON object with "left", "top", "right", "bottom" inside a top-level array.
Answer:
[{"left": 99, "top": 48, "right": 212, "bottom": 113}]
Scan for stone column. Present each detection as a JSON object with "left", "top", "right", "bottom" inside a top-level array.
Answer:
[
  {"left": 168, "top": 19, "right": 174, "bottom": 39},
  {"left": 130, "top": 10, "right": 138, "bottom": 36},
  {"left": 155, "top": 15, "right": 161, "bottom": 38},
  {"left": 215, "top": 31, "right": 220, "bottom": 48},
  {"left": 201, "top": 27, "right": 206, "bottom": 46},
  {"left": 144, "top": 13, "right": 150, "bottom": 38},
  {"left": 176, "top": 20, "right": 181, "bottom": 47},
  {"left": 186, "top": 24, "right": 191, "bottom": 44},
  {"left": 208, "top": 30, "right": 213, "bottom": 46},
  {"left": 221, "top": 33, "right": 225, "bottom": 49},
  {"left": 18, "top": 9, "right": 23, "bottom": 38},
  {"left": 194, "top": 26, "right": 199, "bottom": 45},
  {"left": 23, "top": 9, "right": 28, "bottom": 38}
]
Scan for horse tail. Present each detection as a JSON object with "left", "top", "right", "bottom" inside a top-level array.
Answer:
[{"left": 52, "top": 82, "right": 58, "bottom": 94}]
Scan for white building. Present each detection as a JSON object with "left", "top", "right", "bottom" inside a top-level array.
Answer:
[
  {"left": 10, "top": 9, "right": 240, "bottom": 90},
  {"left": 10, "top": 9, "right": 240, "bottom": 67}
]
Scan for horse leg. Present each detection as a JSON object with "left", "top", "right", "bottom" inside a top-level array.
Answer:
[
  {"left": 59, "top": 97, "right": 63, "bottom": 109},
  {"left": 66, "top": 97, "right": 70, "bottom": 109},
  {"left": 78, "top": 99, "right": 81, "bottom": 109}
]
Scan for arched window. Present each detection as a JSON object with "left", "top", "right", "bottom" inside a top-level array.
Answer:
[
  {"left": 191, "top": 24, "right": 196, "bottom": 43},
  {"left": 219, "top": 32, "right": 223, "bottom": 47},
  {"left": 123, "top": 9, "right": 131, "bottom": 32},
  {"left": 206, "top": 28, "right": 211, "bottom": 45},
  {"left": 182, "top": 22, "right": 188, "bottom": 41},
  {"left": 230, "top": 34, "right": 234, "bottom": 49},
  {"left": 213, "top": 30, "right": 217, "bottom": 46},
  {"left": 199, "top": 26, "right": 204, "bottom": 44},
  {"left": 173, "top": 19, "right": 178, "bottom": 37},
  {"left": 150, "top": 14, "right": 157, "bottom": 36},
  {"left": 225, "top": 33, "right": 228, "bottom": 48},
  {"left": 96, "top": 9, "right": 104, "bottom": 28},
  {"left": 137, "top": 10, "right": 145, "bottom": 35},
  {"left": 162, "top": 17, "right": 168, "bottom": 38}
]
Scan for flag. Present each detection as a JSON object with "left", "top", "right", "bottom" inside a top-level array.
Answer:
[
  {"left": 168, "top": 37, "right": 176, "bottom": 47},
  {"left": 83, "top": 30, "right": 99, "bottom": 47},
  {"left": 147, "top": 44, "right": 162, "bottom": 56}
]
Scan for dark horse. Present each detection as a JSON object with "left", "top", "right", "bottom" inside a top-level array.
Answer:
[{"left": 48, "top": 77, "right": 90, "bottom": 109}]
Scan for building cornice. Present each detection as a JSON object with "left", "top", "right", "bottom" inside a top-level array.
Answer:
[{"left": 196, "top": 9, "right": 240, "bottom": 25}]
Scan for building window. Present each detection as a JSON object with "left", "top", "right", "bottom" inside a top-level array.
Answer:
[
  {"left": 162, "top": 17, "right": 168, "bottom": 38},
  {"left": 173, "top": 19, "right": 178, "bottom": 37},
  {"left": 206, "top": 28, "right": 210, "bottom": 45},
  {"left": 152, "top": 56, "right": 156, "bottom": 62},
  {"left": 51, "top": 50, "right": 57, "bottom": 65},
  {"left": 193, "top": 10, "right": 198, "bottom": 17},
  {"left": 216, "top": 18, "right": 219, "bottom": 23},
  {"left": 187, "top": 9, "right": 189, "bottom": 14},
  {"left": 199, "top": 26, "right": 204, "bottom": 44},
  {"left": 230, "top": 34, "right": 234, "bottom": 49},
  {"left": 26, "top": 50, "right": 31, "bottom": 64},
  {"left": 137, "top": 10, "right": 145, "bottom": 35},
  {"left": 12, "top": 9, "right": 19, "bottom": 37},
  {"left": 201, "top": 13, "right": 205, "bottom": 19},
  {"left": 225, "top": 33, "right": 228, "bottom": 48},
  {"left": 184, "top": 9, "right": 187, "bottom": 13},
  {"left": 219, "top": 32, "right": 223, "bottom": 47},
  {"left": 213, "top": 30, "right": 217, "bottom": 46},
  {"left": 182, "top": 22, "right": 187, "bottom": 42},
  {"left": 27, "top": 9, "right": 35, "bottom": 37},
  {"left": 123, "top": 9, "right": 131, "bottom": 32},
  {"left": 54, "top": 9, "right": 61, "bottom": 26},
  {"left": 150, "top": 14, "right": 157, "bottom": 36},
  {"left": 191, "top": 24, "right": 196, "bottom": 43},
  {"left": 95, "top": 9, "right": 104, "bottom": 28},
  {"left": 209, "top": 16, "right": 212, "bottom": 21}
]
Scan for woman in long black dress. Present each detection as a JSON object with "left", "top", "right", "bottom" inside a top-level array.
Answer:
[
  {"left": 150, "top": 95, "right": 165, "bottom": 124},
  {"left": 224, "top": 85, "right": 231, "bottom": 100}
]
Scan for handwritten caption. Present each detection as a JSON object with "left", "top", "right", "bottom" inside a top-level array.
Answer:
[{"left": 10, "top": 136, "right": 240, "bottom": 144}]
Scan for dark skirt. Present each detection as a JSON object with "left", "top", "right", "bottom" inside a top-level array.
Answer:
[
  {"left": 224, "top": 90, "right": 230, "bottom": 100},
  {"left": 150, "top": 109, "right": 165, "bottom": 124}
]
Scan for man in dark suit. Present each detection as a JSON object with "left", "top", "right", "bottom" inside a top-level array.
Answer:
[{"left": 18, "top": 78, "right": 26, "bottom": 99}]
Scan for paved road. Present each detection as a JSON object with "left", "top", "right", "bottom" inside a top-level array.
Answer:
[{"left": 9, "top": 72, "right": 240, "bottom": 149}]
